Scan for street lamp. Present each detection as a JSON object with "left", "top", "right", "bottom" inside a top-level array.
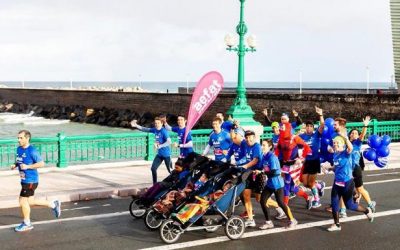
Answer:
[{"left": 225, "top": 0, "right": 261, "bottom": 129}]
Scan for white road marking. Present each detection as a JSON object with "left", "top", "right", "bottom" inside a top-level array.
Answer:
[
  {"left": 102, "top": 204, "right": 111, "bottom": 207},
  {"left": 0, "top": 211, "right": 129, "bottom": 230},
  {"left": 324, "top": 178, "right": 400, "bottom": 190},
  {"left": 62, "top": 206, "right": 91, "bottom": 211},
  {"left": 141, "top": 209, "right": 400, "bottom": 250},
  {"left": 366, "top": 172, "right": 400, "bottom": 177}
]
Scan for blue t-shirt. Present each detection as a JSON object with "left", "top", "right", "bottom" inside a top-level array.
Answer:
[
  {"left": 333, "top": 150, "right": 353, "bottom": 183},
  {"left": 221, "top": 120, "right": 234, "bottom": 132},
  {"left": 150, "top": 127, "right": 171, "bottom": 157},
  {"left": 172, "top": 126, "right": 194, "bottom": 158},
  {"left": 261, "top": 152, "right": 284, "bottom": 189},
  {"left": 16, "top": 145, "right": 43, "bottom": 184},
  {"left": 299, "top": 131, "right": 321, "bottom": 160},
  {"left": 351, "top": 139, "right": 362, "bottom": 168},
  {"left": 226, "top": 140, "right": 247, "bottom": 165},
  {"left": 208, "top": 130, "right": 232, "bottom": 161},
  {"left": 242, "top": 142, "right": 262, "bottom": 170}
]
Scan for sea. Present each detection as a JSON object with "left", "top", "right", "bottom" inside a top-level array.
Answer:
[
  {"left": 0, "top": 113, "right": 132, "bottom": 140},
  {"left": 0, "top": 80, "right": 396, "bottom": 93}
]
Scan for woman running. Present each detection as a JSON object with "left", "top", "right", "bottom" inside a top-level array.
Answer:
[
  {"left": 259, "top": 139, "right": 297, "bottom": 229},
  {"left": 327, "top": 135, "right": 374, "bottom": 231}
]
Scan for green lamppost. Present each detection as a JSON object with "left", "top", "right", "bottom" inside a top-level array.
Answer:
[{"left": 225, "top": 0, "right": 261, "bottom": 129}]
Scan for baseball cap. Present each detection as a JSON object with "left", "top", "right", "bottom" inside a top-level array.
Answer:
[{"left": 245, "top": 130, "right": 255, "bottom": 137}]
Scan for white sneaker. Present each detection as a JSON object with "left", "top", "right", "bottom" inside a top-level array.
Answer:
[
  {"left": 286, "top": 219, "right": 298, "bottom": 229},
  {"left": 339, "top": 211, "right": 347, "bottom": 218},
  {"left": 275, "top": 207, "right": 287, "bottom": 220},
  {"left": 245, "top": 219, "right": 256, "bottom": 228},
  {"left": 366, "top": 207, "right": 374, "bottom": 222},
  {"left": 259, "top": 221, "right": 274, "bottom": 230},
  {"left": 327, "top": 224, "right": 341, "bottom": 232}
]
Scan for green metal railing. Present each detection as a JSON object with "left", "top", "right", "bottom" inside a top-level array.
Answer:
[{"left": 1, "top": 119, "right": 399, "bottom": 169}]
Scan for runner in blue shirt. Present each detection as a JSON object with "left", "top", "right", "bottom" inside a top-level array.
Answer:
[
  {"left": 240, "top": 130, "right": 263, "bottom": 228},
  {"left": 348, "top": 115, "right": 376, "bottom": 212},
  {"left": 327, "top": 135, "right": 374, "bottom": 232},
  {"left": 298, "top": 106, "right": 326, "bottom": 208},
  {"left": 131, "top": 117, "right": 172, "bottom": 184},
  {"left": 224, "top": 127, "right": 247, "bottom": 165},
  {"left": 259, "top": 139, "right": 297, "bottom": 230},
  {"left": 164, "top": 115, "right": 194, "bottom": 158},
  {"left": 11, "top": 130, "right": 61, "bottom": 232},
  {"left": 202, "top": 117, "right": 232, "bottom": 162}
]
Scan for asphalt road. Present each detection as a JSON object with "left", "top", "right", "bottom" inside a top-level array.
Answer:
[{"left": 1, "top": 169, "right": 399, "bottom": 250}]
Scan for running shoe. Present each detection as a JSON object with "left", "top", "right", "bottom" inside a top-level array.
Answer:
[
  {"left": 368, "top": 201, "right": 376, "bottom": 213},
  {"left": 52, "top": 200, "right": 62, "bottom": 218},
  {"left": 14, "top": 222, "right": 33, "bottom": 232},
  {"left": 306, "top": 197, "right": 313, "bottom": 210},
  {"left": 289, "top": 192, "right": 296, "bottom": 199},
  {"left": 339, "top": 211, "right": 347, "bottom": 218},
  {"left": 275, "top": 213, "right": 287, "bottom": 220},
  {"left": 275, "top": 207, "right": 287, "bottom": 220},
  {"left": 366, "top": 207, "right": 374, "bottom": 222},
  {"left": 259, "top": 221, "right": 274, "bottom": 230},
  {"left": 318, "top": 181, "right": 326, "bottom": 197},
  {"left": 286, "top": 219, "right": 298, "bottom": 229},
  {"left": 327, "top": 224, "right": 341, "bottom": 232},
  {"left": 312, "top": 200, "right": 322, "bottom": 208},
  {"left": 245, "top": 219, "right": 256, "bottom": 228}
]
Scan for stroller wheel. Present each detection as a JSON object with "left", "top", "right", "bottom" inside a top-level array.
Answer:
[
  {"left": 225, "top": 215, "right": 245, "bottom": 240},
  {"left": 129, "top": 199, "right": 147, "bottom": 218},
  {"left": 145, "top": 209, "right": 164, "bottom": 230},
  {"left": 160, "top": 219, "right": 182, "bottom": 244},
  {"left": 204, "top": 226, "right": 219, "bottom": 233}
]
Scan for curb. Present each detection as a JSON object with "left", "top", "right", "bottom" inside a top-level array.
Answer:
[{"left": 0, "top": 184, "right": 151, "bottom": 209}]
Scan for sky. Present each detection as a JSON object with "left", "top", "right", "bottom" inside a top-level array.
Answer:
[{"left": 0, "top": 0, "right": 394, "bottom": 83}]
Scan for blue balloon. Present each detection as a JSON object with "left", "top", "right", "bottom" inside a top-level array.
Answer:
[
  {"left": 374, "top": 156, "right": 388, "bottom": 168},
  {"left": 322, "top": 126, "right": 330, "bottom": 137},
  {"left": 381, "top": 135, "right": 391, "bottom": 146},
  {"left": 322, "top": 137, "right": 331, "bottom": 146},
  {"left": 376, "top": 146, "right": 390, "bottom": 157},
  {"left": 363, "top": 148, "right": 377, "bottom": 161},
  {"left": 368, "top": 135, "right": 382, "bottom": 149},
  {"left": 325, "top": 118, "right": 334, "bottom": 131}
]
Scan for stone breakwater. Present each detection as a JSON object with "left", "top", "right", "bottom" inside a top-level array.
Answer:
[
  {"left": 1, "top": 88, "right": 400, "bottom": 130},
  {"left": 0, "top": 102, "right": 176, "bottom": 129}
]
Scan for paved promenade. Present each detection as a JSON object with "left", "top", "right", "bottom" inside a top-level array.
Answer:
[{"left": 1, "top": 143, "right": 400, "bottom": 209}]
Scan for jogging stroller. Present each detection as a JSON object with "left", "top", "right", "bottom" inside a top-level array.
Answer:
[
  {"left": 129, "top": 153, "right": 209, "bottom": 219},
  {"left": 143, "top": 160, "right": 231, "bottom": 230},
  {"left": 159, "top": 167, "right": 246, "bottom": 244}
]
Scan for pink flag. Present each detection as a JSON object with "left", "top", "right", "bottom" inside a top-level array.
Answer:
[{"left": 183, "top": 71, "right": 224, "bottom": 143}]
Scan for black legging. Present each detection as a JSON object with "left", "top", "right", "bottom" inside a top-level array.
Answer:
[{"left": 260, "top": 186, "right": 291, "bottom": 221}]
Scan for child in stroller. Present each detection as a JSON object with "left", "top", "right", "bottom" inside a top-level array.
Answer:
[
  {"left": 173, "top": 180, "right": 234, "bottom": 223},
  {"left": 153, "top": 173, "right": 209, "bottom": 214}
]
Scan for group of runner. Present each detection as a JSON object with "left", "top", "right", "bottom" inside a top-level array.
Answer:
[{"left": 130, "top": 107, "right": 376, "bottom": 231}]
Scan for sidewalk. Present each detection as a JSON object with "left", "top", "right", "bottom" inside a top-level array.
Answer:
[{"left": 1, "top": 144, "right": 400, "bottom": 209}]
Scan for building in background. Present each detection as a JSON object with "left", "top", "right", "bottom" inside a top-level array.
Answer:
[{"left": 391, "top": 0, "right": 400, "bottom": 91}]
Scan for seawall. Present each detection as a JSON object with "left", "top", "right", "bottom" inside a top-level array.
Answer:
[{"left": 0, "top": 88, "right": 400, "bottom": 128}]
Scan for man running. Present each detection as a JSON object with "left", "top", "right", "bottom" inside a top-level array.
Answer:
[
  {"left": 299, "top": 106, "right": 326, "bottom": 208},
  {"left": 164, "top": 115, "right": 194, "bottom": 158},
  {"left": 131, "top": 117, "right": 172, "bottom": 184},
  {"left": 202, "top": 117, "right": 232, "bottom": 162},
  {"left": 11, "top": 130, "right": 61, "bottom": 232}
]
